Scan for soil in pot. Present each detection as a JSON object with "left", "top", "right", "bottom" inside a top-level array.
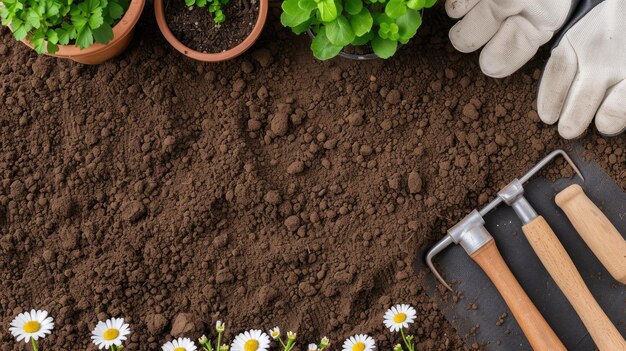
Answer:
[{"left": 164, "top": 0, "right": 259, "bottom": 53}]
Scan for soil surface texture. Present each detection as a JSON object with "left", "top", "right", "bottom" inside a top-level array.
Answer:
[
  {"left": 165, "top": 0, "right": 259, "bottom": 53},
  {"left": 0, "top": 3, "right": 625, "bottom": 351}
]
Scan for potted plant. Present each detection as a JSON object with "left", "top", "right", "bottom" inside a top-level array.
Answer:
[
  {"left": 0, "top": 0, "right": 145, "bottom": 64},
  {"left": 281, "top": 0, "right": 435, "bottom": 60},
  {"left": 154, "top": 0, "right": 268, "bottom": 62}
]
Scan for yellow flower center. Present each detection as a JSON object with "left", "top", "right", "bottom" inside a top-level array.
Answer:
[
  {"left": 244, "top": 339, "right": 259, "bottom": 351},
  {"left": 23, "top": 321, "right": 41, "bottom": 333},
  {"left": 103, "top": 328, "right": 120, "bottom": 341},
  {"left": 352, "top": 342, "right": 366, "bottom": 351},
  {"left": 393, "top": 313, "right": 407, "bottom": 323},
  {"left": 174, "top": 348, "right": 186, "bottom": 351}
]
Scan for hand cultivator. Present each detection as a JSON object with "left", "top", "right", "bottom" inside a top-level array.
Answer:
[{"left": 426, "top": 149, "right": 626, "bottom": 350}]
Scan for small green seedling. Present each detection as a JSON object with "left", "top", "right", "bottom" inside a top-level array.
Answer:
[
  {"left": 185, "top": 0, "right": 229, "bottom": 25},
  {"left": 281, "top": 0, "right": 436, "bottom": 60},
  {"left": 0, "top": 0, "right": 130, "bottom": 54}
]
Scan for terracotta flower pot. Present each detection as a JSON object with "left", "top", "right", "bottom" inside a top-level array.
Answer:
[
  {"left": 19, "top": 0, "right": 145, "bottom": 64},
  {"left": 154, "top": 0, "right": 268, "bottom": 62}
]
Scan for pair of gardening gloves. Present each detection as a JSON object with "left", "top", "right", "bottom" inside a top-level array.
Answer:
[{"left": 445, "top": 0, "right": 626, "bottom": 139}]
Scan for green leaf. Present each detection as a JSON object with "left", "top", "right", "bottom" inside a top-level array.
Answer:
[
  {"left": 185, "top": 0, "right": 195, "bottom": 6},
  {"left": 47, "top": 41, "right": 59, "bottom": 53},
  {"left": 349, "top": 7, "right": 372, "bottom": 36},
  {"left": 325, "top": 15, "right": 354, "bottom": 46},
  {"left": 385, "top": 0, "right": 406, "bottom": 19},
  {"left": 351, "top": 31, "right": 373, "bottom": 45},
  {"left": 46, "top": 28, "right": 59, "bottom": 43},
  {"left": 317, "top": 0, "right": 337, "bottom": 22},
  {"left": 406, "top": 0, "right": 424, "bottom": 10},
  {"left": 424, "top": 0, "right": 436, "bottom": 7},
  {"left": 31, "top": 37, "right": 46, "bottom": 53},
  {"left": 311, "top": 27, "right": 342, "bottom": 60},
  {"left": 56, "top": 28, "right": 70, "bottom": 44},
  {"left": 92, "top": 21, "right": 113, "bottom": 43},
  {"left": 88, "top": 8, "right": 103, "bottom": 28},
  {"left": 86, "top": 0, "right": 100, "bottom": 12},
  {"left": 291, "top": 17, "right": 313, "bottom": 34},
  {"left": 282, "top": 0, "right": 301, "bottom": 14},
  {"left": 298, "top": 0, "right": 316, "bottom": 12},
  {"left": 72, "top": 12, "right": 88, "bottom": 29},
  {"left": 371, "top": 35, "right": 397, "bottom": 58},
  {"left": 280, "top": 10, "right": 311, "bottom": 28},
  {"left": 344, "top": 0, "right": 362, "bottom": 15},
  {"left": 396, "top": 8, "right": 421, "bottom": 41},
  {"left": 46, "top": 2, "right": 60, "bottom": 16},
  {"left": 12, "top": 20, "right": 30, "bottom": 40},
  {"left": 76, "top": 25, "right": 94, "bottom": 48},
  {"left": 26, "top": 8, "right": 41, "bottom": 28},
  {"left": 108, "top": 1, "right": 124, "bottom": 18}
]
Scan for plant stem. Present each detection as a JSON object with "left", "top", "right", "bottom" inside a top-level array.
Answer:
[
  {"left": 217, "top": 331, "right": 222, "bottom": 351},
  {"left": 400, "top": 328, "right": 413, "bottom": 351},
  {"left": 31, "top": 339, "right": 38, "bottom": 351}
]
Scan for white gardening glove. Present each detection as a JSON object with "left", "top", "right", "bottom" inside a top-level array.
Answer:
[
  {"left": 538, "top": 0, "right": 626, "bottom": 139},
  {"left": 445, "top": 0, "right": 575, "bottom": 78}
]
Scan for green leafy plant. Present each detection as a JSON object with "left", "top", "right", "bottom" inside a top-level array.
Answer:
[
  {"left": 0, "top": 0, "right": 130, "bottom": 54},
  {"left": 185, "top": 0, "right": 229, "bottom": 24},
  {"left": 281, "top": 0, "right": 435, "bottom": 60}
]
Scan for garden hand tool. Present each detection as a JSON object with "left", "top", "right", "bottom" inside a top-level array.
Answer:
[
  {"left": 426, "top": 215, "right": 566, "bottom": 348},
  {"left": 446, "top": 0, "right": 626, "bottom": 139},
  {"left": 555, "top": 184, "right": 626, "bottom": 284},
  {"left": 496, "top": 150, "right": 626, "bottom": 351}
]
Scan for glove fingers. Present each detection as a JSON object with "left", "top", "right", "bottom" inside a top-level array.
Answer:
[
  {"left": 479, "top": 15, "right": 552, "bottom": 78},
  {"left": 595, "top": 80, "right": 626, "bottom": 136},
  {"left": 537, "top": 39, "right": 578, "bottom": 126},
  {"left": 449, "top": 1, "right": 502, "bottom": 53},
  {"left": 445, "top": 0, "right": 481, "bottom": 19},
  {"left": 556, "top": 75, "right": 606, "bottom": 139}
]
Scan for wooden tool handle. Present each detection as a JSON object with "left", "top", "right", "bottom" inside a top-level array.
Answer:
[
  {"left": 522, "top": 216, "right": 626, "bottom": 351},
  {"left": 555, "top": 184, "right": 626, "bottom": 284},
  {"left": 471, "top": 240, "right": 566, "bottom": 351}
]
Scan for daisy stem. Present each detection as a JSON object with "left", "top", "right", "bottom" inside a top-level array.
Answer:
[
  {"left": 217, "top": 331, "right": 222, "bottom": 351},
  {"left": 31, "top": 339, "right": 38, "bottom": 351},
  {"left": 400, "top": 328, "right": 413, "bottom": 351},
  {"left": 279, "top": 338, "right": 287, "bottom": 350}
]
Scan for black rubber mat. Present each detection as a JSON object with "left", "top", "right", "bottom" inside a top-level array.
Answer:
[{"left": 418, "top": 145, "right": 626, "bottom": 350}]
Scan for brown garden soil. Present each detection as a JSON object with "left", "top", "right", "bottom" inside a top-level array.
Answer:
[
  {"left": 165, "top": 0, "right": 259, "bottom": 53},
  {"left": 0, "top": 3, "right": 624, "bottom": 351}
]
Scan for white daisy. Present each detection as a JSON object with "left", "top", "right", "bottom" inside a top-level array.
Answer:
[
  {"left": 320, "top": 337, "right": 329, "bottom": 348},
  {"left": 342, "top": 335, "right": 376, "bottom": 351},
  {"left": 9, "top": 309, "right": 55, "bottom": 343},
  {"left": 232, "top": 330, "right": 271, "bottom": 351},
  {"left": 216, "top": 320, "right": 225, "bottom": 332},
  {"left": 269, "top": 327, "right": 280, "bottom": 340},
  {"left": 163, "top": 337, "right": 197, "bottom": 351},
  {"left": 308, "top": 344, "right": 318, "bottom": 351},
  {"left": 383, "top": 304, "right": 417, "bottom": 332},
  {"left": 91, "top": 317, "right": 131, "bottom": 349},
  {"left": 287, "top": 331, "right": 296, "bottom": 340}
]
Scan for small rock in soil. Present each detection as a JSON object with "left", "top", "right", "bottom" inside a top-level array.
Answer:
[{"left": 122, "top": 201, "right": 146, "bottom": 222}]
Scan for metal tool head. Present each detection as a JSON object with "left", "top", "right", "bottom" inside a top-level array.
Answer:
[
  {"left": 518, "top": 149, "right": 584, "bottom": 184},
  {"left": 426, "top": 210, "right": 493, "bottom": 291},
  {"left": 424, "top": 149, "right": 584, "bottom": 291}
]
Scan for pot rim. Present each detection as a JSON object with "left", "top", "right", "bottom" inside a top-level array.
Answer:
[
  {"left": 154, "top": 0, "right": 268, "bottom": 62},
  {"left": 18, "top": 0, "right": 145, "bottom": 57}
]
